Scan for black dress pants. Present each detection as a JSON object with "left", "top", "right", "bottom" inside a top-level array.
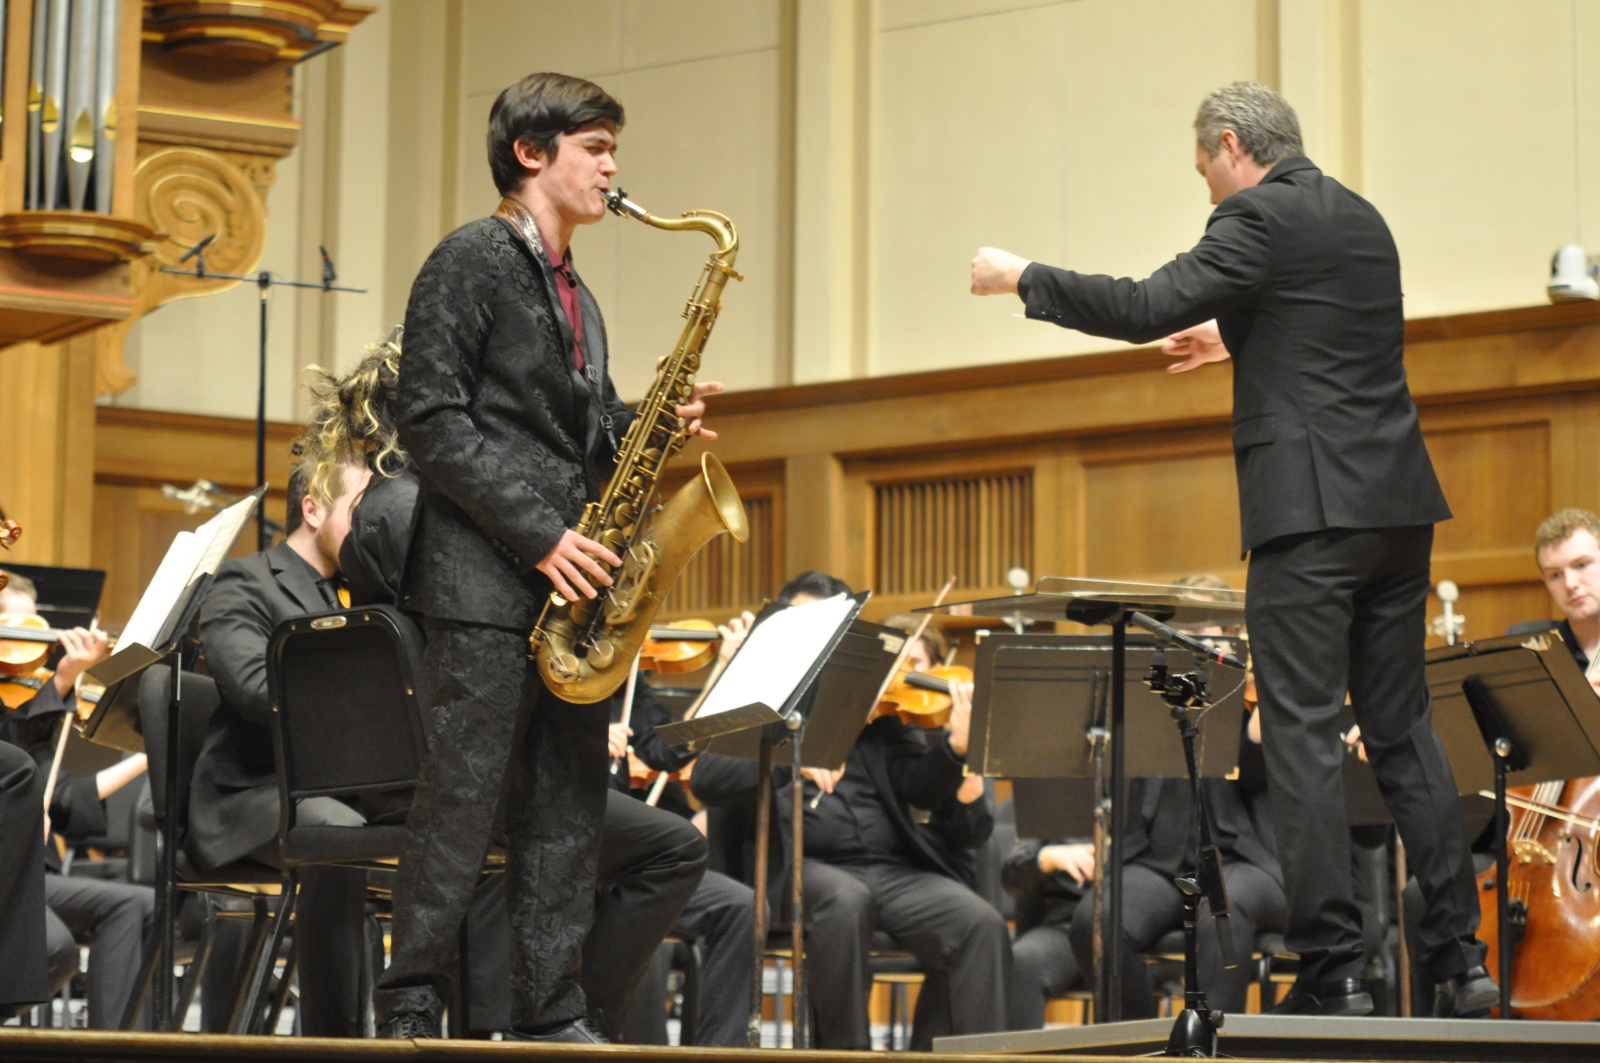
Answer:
[
  {"left": 1009, "top": 923, "right": 1081, "bottom": 1029},
  {"left": 0, "top": 741, "right": 46, "bottom": 1015},
  {"left": 42, "top": 875, "right": 155, "bottom": 1029},
  {"left": 376, "top": 618, "right": 610, "bottom": 1030},
  {"left": 804, "top": 859, "right": 1010, "bottom": 1049},
  {"left": 200, "top": 795, "right": 370, "bottom": 1035},
  {"left": 1068, "top": 862, "right": 1286, "bottom": 1018},
  {"left": 466, "top": 788, "right": 707, "bottom": 1038},
  {"left": 619, "top": 868, "right": 753, "bottom": 1046},
  {"left": 1248, "top": 524, "right": 1483, "bottom": 984}
]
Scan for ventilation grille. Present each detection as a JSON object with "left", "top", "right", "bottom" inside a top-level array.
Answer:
[
  {"left": 665, "top": 494, "right": 777, "bottom": 614},
  {"left": 874, "top": 472, "right": 1033, "bottom": 595}
]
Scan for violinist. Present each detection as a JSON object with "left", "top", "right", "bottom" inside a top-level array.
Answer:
[
  {"left": 0, "top": 572, "right": 153, "bottom": 1030},
  {"left": 690, "top": 571, "right": 1011, "bottom": 1050}
]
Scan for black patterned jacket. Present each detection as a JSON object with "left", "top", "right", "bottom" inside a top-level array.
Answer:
[{"left": 393, "top": 209, "right": 633, "bottom": 629}]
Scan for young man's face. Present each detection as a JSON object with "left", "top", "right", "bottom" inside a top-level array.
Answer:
[
  {"left": 310, "top": 465, "right": 373, "bottom": 572},
  {"left": 1539, "top": 528, "right": 1600, "bottom": 622},
  {"left": 525, "top": 122, "right": 618, "bottom": 229}
]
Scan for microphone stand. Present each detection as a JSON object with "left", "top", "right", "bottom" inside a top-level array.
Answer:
[
  {"left": 163, "top": 238, "right": 366, "bottom": 550},
  {"left": 1145, "top": 660, "right": 1233, "bottom": 1058}
]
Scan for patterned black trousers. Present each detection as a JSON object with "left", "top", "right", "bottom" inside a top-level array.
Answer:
[{"left": 374, "top": 618, "right": 609, "bottom": 1029}]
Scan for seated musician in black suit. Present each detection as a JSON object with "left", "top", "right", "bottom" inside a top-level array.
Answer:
[
  {"left": 690, "top": 572, "right": 1010, "bottom": 1050},
  {"left": 303, "top": 343, "right": 707, "bottom": 1040},
  {"left": 607, "top": 679, "right": 755, "bottom": 1047},
  {"left": 188, "top": 456, "right": 375, "bottom": 1036},
  {"left": 1003, "top": 835, "right": 1089, "bottom": 1028},
  {"left": 0, "top": 738, "right": 47, "bottom": 1019},
  {"left": 0, "top": 574, "right": 153, "bottom": 1029},
  {"left": 1534, "top": 508, "right": 1600, "bottom": 680}
]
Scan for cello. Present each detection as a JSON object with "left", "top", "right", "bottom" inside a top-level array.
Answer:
[{"left": 1475, "top": 778, "right": 1600, "bottom": 1019}]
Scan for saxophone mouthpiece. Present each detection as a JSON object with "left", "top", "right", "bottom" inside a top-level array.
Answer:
[{"left": 603, "top": 188, "right": 647, "bottom": 221}]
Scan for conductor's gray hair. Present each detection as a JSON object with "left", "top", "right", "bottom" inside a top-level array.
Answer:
[{"left": 1194, "top": 81, "right": 1303, "bottom": 165}]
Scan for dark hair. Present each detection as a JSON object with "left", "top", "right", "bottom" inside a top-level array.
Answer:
[
  {"left": 487, "top": 73, "right": 625, "bottom": 195},
  {"left": 285, "top": 458, "right": 311, "bottom": 536},
  {"left": 776, "top": 570, "right": 851, "bottom": 606}
]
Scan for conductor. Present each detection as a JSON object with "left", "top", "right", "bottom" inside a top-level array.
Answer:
[{"left": 970, "top": 81, "right": 1493, "bottom": 1017}]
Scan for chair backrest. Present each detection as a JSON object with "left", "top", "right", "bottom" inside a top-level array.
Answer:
[
  {"left": 267, "top": 605, "right": 428, "bottom": 816},
  {"left": 136, "top": 666, "right": 222, "bottom": 836}
]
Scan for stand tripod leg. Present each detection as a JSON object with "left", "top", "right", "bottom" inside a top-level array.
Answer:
[
  {"left": 153, "top": 653, "right": 180, "bottom": 1029},
  {"left": 1107, "top": 619, "right": 1127, "bottom": 1022},
  {"left": 1494, "top": 749, "right": 1513, "bottom": 1018},
  {"left": 749, "top": 736, "right": 773, "bottom": 1048},
  {"left": 790, "top": 732, "right": 807, "bottom": 1049}
]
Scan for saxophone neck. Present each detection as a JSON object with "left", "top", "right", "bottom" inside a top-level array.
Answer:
[{"left": 603, "top": 189, "right": 739, "bottom": 266}]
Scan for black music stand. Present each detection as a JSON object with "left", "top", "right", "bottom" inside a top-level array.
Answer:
[
  {"left": 657, "top": 591, "right": 898, "bottom": 1048},
  {"left": 922, "top": 578, "right": 1245, "bottom": 1024},
  {"left": 82, "top": 489, "right": 261, "bottom": 1029},
  {"left": 1422, "top": 630, "right": 1600, "bottom": 1018}
]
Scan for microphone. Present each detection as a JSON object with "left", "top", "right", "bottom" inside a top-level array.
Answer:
[
  {"left": 1129, "top": 611, "right": 1248, "bottom": 670},
  {"left": 179, "top": 233, "right": 216, "bottom": 263}
]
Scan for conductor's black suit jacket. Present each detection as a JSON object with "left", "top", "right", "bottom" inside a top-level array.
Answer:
[
  {"left": 1018, "top": 156, "right": 1450, "bottom": 553},
  {"left": 392, "top": 210, "right": 633, "bottom": 628},
  {"left": 189, "top": 542, "right": 329, "bottom": 869}
]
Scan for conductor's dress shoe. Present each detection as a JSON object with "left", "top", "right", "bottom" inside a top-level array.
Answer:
[{"left": 1267, "top": 977, "right": 1374, "bottom": 1016}]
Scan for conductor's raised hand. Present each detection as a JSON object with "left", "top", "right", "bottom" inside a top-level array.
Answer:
[
  {"left": 1161, "top": 320, "right": 1231, "bottom": 373},
  {"left": 970, "top": 247, "right": 1031, "bottom": 296},
  {"left": 538, "top": 529, "right": 622, "bottom": 602},
  {"left": 674, "top": 379, "right": 725, "bottom": 440}
]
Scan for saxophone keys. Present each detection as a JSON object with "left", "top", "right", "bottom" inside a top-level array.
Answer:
[
  {"left": 547, "top": 652, "right": 582, "bottom": 682},
  {"left": 588, "top": 639, "right": 616, "bottom": 670}
]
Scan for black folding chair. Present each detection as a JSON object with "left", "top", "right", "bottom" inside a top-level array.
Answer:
[
  {"left": 127, "top": 667, "right": 286, "bottom": 1033},
  {"left": 233, "top": 604, "right": 489, "bottom": 1037}
]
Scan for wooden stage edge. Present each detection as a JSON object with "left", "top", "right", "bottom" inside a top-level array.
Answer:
[{"left": 0, "top": 1026, "right": 1574, "bottom": 1063}]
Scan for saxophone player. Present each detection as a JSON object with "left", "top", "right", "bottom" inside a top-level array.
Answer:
[{"left": 375, "top": 71, "right": 722, "bottom": 1043}]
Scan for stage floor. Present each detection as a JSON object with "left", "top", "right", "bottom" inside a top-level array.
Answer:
[{"left": 5, "top": 1023, "right": 1599, "bottom": 1063}]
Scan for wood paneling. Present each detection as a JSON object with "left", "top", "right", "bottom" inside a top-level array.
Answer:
[
  {"left": 77, "top": 303, "right": 1600, "bottom": 641},
  {"left": 90, "top": 406, "right": 297, "bottom": 629}
]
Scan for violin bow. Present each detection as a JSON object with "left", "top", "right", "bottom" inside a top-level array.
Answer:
[{"left": 612, "top": 656, "right": 641, "bottom": 776}]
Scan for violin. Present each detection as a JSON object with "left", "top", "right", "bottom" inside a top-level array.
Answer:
[
  {"left": 871, "top": 664, "right": 974, "bottom": 730},
  {"left": 0, "top": 613, "right": 62, "bottom": 676},
  {"left": 640, "top": 619, "right": 722, "bottom": 674},
  {"left": 1476, "top": 776, "right": 1600, "bottom": 1019}
]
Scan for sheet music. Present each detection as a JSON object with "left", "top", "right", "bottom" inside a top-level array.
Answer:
[
  {"left": 116, "top": 530, "right": 203, "bottom": 653},
  {"left": 696, "top": 594, "right": 857, "bottom": 719},
  {"left": 193, "top": 493, "right": 261, "bottom": 577}
]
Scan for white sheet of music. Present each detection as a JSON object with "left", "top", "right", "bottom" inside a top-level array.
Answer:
[
  {"left": 696, "top": 594, "right": 856, "bottom": 719},
  {"left": 116, "top": 531, "right": 204, "bottom": 655}
]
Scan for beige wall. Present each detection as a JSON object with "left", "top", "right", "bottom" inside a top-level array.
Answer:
[{"left": 109, "top": 0, "right": 1600, "bottom": 419}]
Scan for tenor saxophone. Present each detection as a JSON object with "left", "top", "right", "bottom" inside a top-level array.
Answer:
[{"left": 530, "top": 189, "right": 749, "bottom": 703}]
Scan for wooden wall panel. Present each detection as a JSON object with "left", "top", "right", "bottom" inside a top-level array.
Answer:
[{"left": 77, "top": 304, "right": 1600, "bottom": 643}]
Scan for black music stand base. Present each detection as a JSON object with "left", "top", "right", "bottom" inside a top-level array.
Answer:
[{"left": 1166, "top": 880, "right": 1221, "bottom": 1057}]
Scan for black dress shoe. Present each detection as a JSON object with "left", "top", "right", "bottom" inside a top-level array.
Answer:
[
  {"left": 1433, "top": 965, "right": 1499, "bottom": 1018},
  {"left": 1267, "top": 977, "right": 1374, "bottom": 1016},
  {"left": 379, "top": 1011, "right": 439, "bottom": 1039},
  {"left": 505, "top": 1018, "right": 609, "bottom": 1043}
]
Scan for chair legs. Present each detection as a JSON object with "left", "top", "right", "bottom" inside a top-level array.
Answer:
[{"left": 230, "top": 881, "right": 296, "bottom": 1036}]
